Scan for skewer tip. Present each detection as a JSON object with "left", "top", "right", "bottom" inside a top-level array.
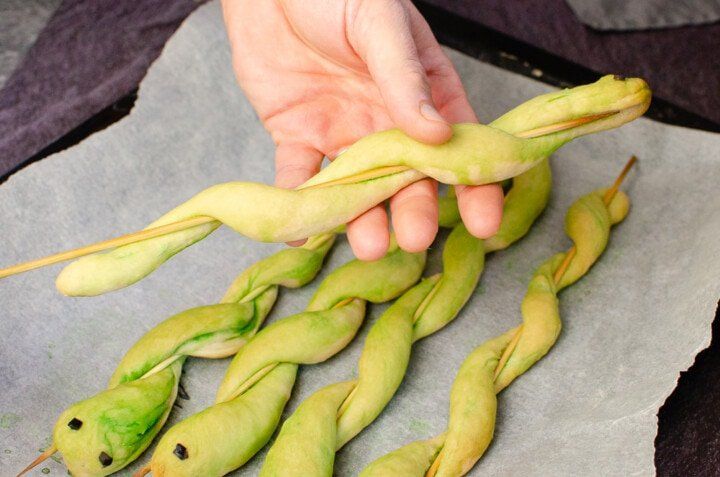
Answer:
[
  {"left": 16, "top": 444, "right": 57, "bottom": 477},
  {"left": 556, "top": 155, "right": 636, "bottom": 285},
  {"left": 133, "top": 464, "right": 152, "bottom": 477},
  {"left": 603, "top": 155, "right": 637, "bottom": 204}
]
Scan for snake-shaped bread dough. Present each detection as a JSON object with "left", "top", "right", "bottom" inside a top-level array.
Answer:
[
  {"left": 57, "top": 75, "right": 649, "bottom": 296},
  {"left": 257, "top": 157, "right": 552, "bottom": 476},
  {"left": 361, "top": 186, "right": 630, "bottom": 477},
  {"left": 31, "top": 235, "right": 334, "bottom": 476}
]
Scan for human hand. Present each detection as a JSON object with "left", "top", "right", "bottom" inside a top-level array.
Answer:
[{"left": 221, "top": 0, "right": 503, "bottom": 260}]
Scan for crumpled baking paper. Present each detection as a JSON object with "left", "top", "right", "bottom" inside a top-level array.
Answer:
[{"left": 1, "top": 2, "right": 719, "bottom": 475}]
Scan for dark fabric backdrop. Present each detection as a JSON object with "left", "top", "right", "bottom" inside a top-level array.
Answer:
[{"left": 0, "top": 0, "right": 204, "bottom": 179}]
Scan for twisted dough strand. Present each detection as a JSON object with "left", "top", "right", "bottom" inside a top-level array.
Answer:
[
  {"left": 140, "top": 239, "right": 426, "bottom": 476},
  {"left": 361, "top": 185, "right": 630, "bottom": 477},
  {"left": 56, "top": 76, "right": 650, "bottom": 296},
  {"left": 258, "top": 158, "right": 551, "bottom": 476},
  {"left": 41, "top": 234, "right": 335, "bottom": 477}
]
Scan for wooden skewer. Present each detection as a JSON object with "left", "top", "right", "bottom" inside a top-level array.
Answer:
[
  {"left": 552, "top": 154, "right": 636, "bottom": 284},
  {"left": 133, "top": 464, "right": 151, "bottom": 477},
  {"left": 602, "top": 154, "right": 637, "bottom": 205},
  {"left": 425, "top": 452, "right": 442, "bottom": 477},
  {"left": 515, "top": 111, "right": 616, "bottom": 140},
  {"left": 0, "top": 114, "right": 621, "bottom": 281},
  {"left": 430, "top": 156, "right": 635, "bottom": 477},
  {"left": 492, "top": 325, "right": 525, "bottom": 381},
  {"left": 0, "top": 216, "right": 218, "bottom": 279},
  {"left": 16, "top": 444, "right": 57, "bottom": 476},
  {"left": 494, "top": 155, "right": 637, "bottom": 381}
]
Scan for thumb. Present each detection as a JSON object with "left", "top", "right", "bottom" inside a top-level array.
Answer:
[{"left": 347, "top": 0, "right": 452, "bottom": 144}]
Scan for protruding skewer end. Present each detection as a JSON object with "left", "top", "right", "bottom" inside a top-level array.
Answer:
[
  {"left": 603, "top": 155, "right": 637, "bottom": 204},
  {"left": 554, "top": 154, "right": 637, "bottom": 286},
  {"left": 133, "top": 464, "right": 152, "bottom": 477},
  {"left": 16, "top": 444, "right": 57, "bottom": 477}
]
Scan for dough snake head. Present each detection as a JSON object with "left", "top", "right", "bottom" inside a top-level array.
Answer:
[{"left": 52, "top": 363, "right": 181, "bottom": 477}]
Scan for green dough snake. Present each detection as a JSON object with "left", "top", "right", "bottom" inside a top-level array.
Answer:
[
  {"left": 360, "top": 185, "right": 630, "bottom": 477},
  {"left": 139, "top": 240, "right": 426, "bottom": 476},
  {"left": 56, "top": 75, "right": 650, "bottom": 297},
  {"left": 140, "top": 146, "right": 547, "bottom": 476},
  {"left": 258, "top": 157, "right": 551, "bottom": 476},
  {"left": 34, "top": 234, "right": 335, "bottom": 477}
]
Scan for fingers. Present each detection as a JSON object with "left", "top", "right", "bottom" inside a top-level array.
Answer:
[
  {"left": 347, "top": 205, "right": 390, "bottom": 261},
  {"left": 390, "top": 178, "right": 438, "bottom": 252},
  {"left": 275, "top": 143, "right": 393, "bottom": 258},
  {"left": 405, "top": 3, "right": 506, "bottom": 239},
  {"left": 274, "top": 143, "right": 324, "bottom": 189},
  {"left": 455, "top": 184, "right": 505, "bottom": 239},
  {"left": 275, "top": 143, "right": 325, "bottom": 246},
  {"left": 404, "top": 1, "right": 478, "bottom": 125},
  {"left": 346, "top": 0, "right": 452, "bottom": 144}
]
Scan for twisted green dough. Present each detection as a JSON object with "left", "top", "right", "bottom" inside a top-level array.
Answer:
[
  {"left": 56, "top": 75, "right": 650, "bottom": 296},
  {"left": 360, "top": 187, "right": 631, "bottom": 477},
  {"left": 494, "top": 188, "right": 630, "bottom": 391},
  {"left": 142, "top": 239, "right": 425, "bottom": 476},
  {"left": 258, "top": 156, "right": 551, "bottom": 476},
  {"left": 48, "top": 234, "right": 335, "bottom": 477}
]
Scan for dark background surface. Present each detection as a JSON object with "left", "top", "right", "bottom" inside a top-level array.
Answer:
[
  {"left": 423, "top": 0, "right": 720, "bottom": 128},
  {"left": 2, "top": 1, "right": 719, "bottom": 475},
  {"left": 0, "top": 0, "right": 202, "bottom": 180}
]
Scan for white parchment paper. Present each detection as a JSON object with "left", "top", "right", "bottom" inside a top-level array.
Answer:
[{"left": 1, "top": 2, "right": 719, "bottom": 475}]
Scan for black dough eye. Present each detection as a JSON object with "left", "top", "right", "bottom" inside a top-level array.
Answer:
[
  {"left": 67, "top": 418, "right": 83, "bottom": 430},
  {"left": 173, "top": 443, "right": 188, "bottom": 460},
  {"left": 98, "top": 451, "right": 113, "bottom": 467}
]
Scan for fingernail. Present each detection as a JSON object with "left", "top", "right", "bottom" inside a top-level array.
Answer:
[{"left": 419, "top": 101, "right": 447, "bottom": 124}]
